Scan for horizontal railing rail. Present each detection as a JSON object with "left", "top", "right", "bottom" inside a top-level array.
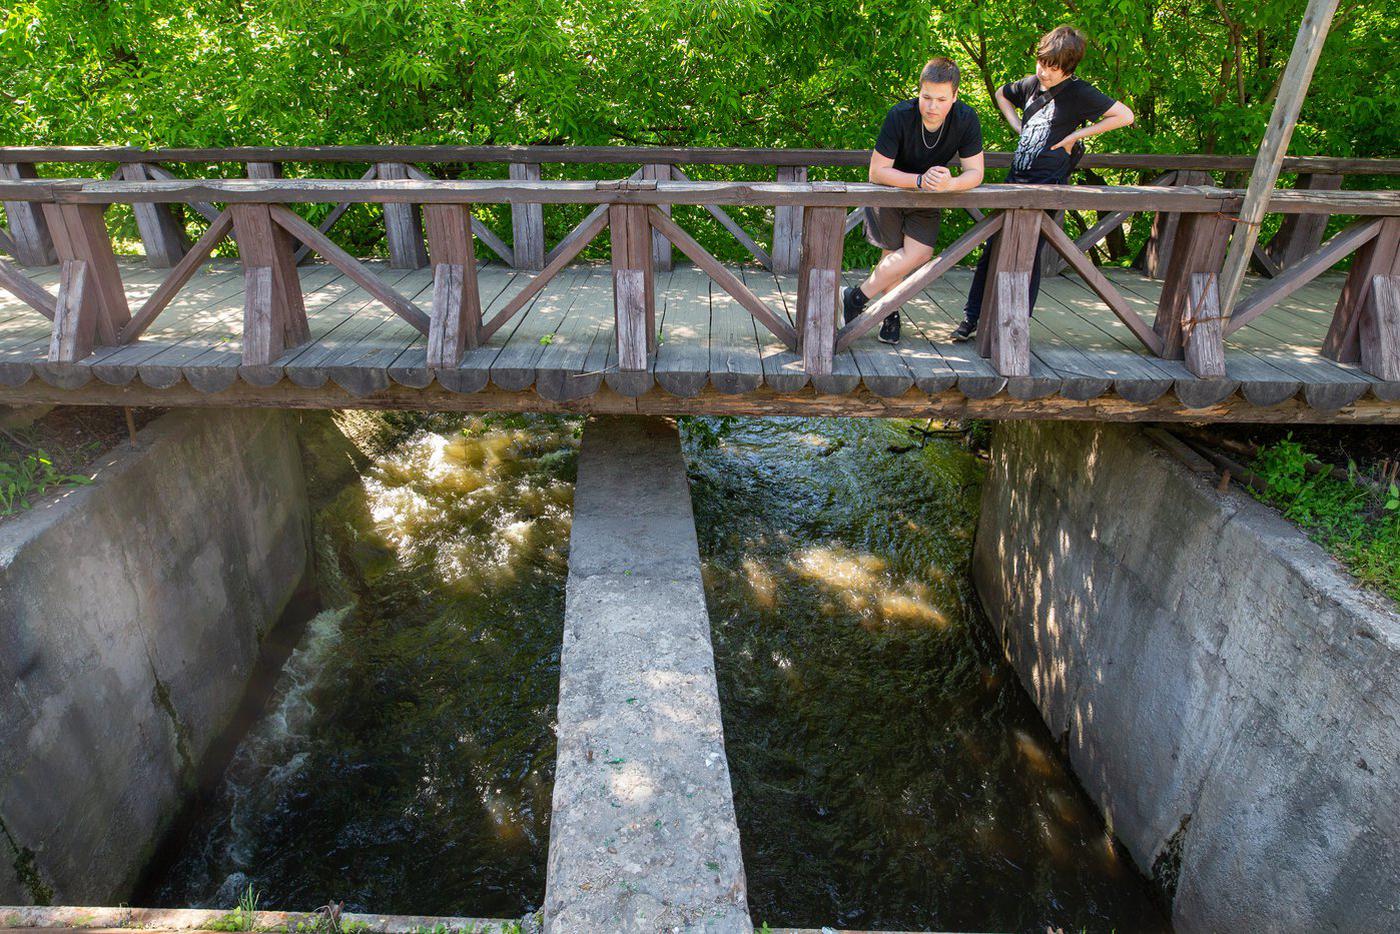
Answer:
[
  {"left": 0, "top": 177, "right": 1395, "bottom": 400},
  {"left": 1, "top": 145, "right": 1397, "bottom": 175},
  {"left": 3, "top": 177, "right": 1398, "bottom": 215}
]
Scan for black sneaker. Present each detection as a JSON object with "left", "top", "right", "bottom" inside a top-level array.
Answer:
[
  {"left": 878, "top": 312, "right": 900, "bottom": 344},
  {"left": 950, "top": 318, "right": 977, "bottom": 342},
  {"left": 842, "top": 286, "right": 864, "bottom": 324}
]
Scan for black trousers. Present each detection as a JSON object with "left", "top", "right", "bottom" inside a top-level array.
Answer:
[{"left": 962, "top": 159, "right": 1070, "bottom": 324}]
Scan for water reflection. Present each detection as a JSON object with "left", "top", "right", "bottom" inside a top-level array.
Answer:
[
  {"left": 683, "top": 416, "right": 1167, "bottom": 933},
  {"left": 148, "top": 414, "right": 581, "bottom": 918}
]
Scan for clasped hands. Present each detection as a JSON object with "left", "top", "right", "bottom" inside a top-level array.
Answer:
[{"left": 918, "top": 166, "right": 954, "bottom": 191}]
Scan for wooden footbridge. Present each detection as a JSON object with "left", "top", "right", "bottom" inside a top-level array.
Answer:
[{"left": 1, "top": 146, "right": 1397, "bottom": 423}]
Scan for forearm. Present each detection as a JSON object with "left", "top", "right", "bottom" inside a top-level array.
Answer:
[
  {"left": 995, "top": 96, "right": 1022, "bottom": 134},
  {"left": 870, "top": 165, "right": 920, "bottom": 188},
  {"left": 946, "top": 168, "right": 984, "bottom": 192},
  {"left": 1065, "top": 109, "right": 1134, "bottom": 146}
]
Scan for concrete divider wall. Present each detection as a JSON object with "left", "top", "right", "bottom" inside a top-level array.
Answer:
[
  {"left": 972, "top": 421, "right": 1400, "bottom": 932},
  {"left": 0, "top": 409, "right": 312, "bottom": 906}
]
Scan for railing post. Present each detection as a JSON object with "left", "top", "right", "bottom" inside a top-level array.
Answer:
[
  {"left": 1323, "top": 216, "right": 1400, "bottom": 368},
  {"left": 1152, "top": 210, "right": 1233, "bottom": 373},
  {"left": 424, "top": 203, "right": 482, "bottom": 367},
  {"left": 509, "top": 162, "right": 546, "bottom": 270},
  {"left": 644, "top": 164, "right": 673, "bottom": 272},
  {"left": 374, "top": 162, "right": 429, "bottom": 269},
  {"left": 773, "top": 165, "right": 807, "bottom": 274},
  {"left": 1, "top": 163, "right": 58, "bottom": 266},
  {"left": 610, "top": 202, "right": 654, "bottom": 371},
  {"left": 976, "top": 209, "right": 1040, "bottom": 377},
  {"left": 231, "top": 204, "right": 309, "bottom": 366},
  {"left": 1137, "top": 170, "right": 1210, "bottom": 279},
  {"left": 42, "top": 203, "right": 130, "bottom": 362},
  {"left": 1359, "top": 275, "right": 1400, "bottom": 381},
  {"left": 796, "top": 206, "right": 845, "bottom": 376},
  {"left": 121, "top": 163, "right": 190, "bottom": 268},
  {"left": 1266, "top": 172, "right": 1345, "bottom": 271}
]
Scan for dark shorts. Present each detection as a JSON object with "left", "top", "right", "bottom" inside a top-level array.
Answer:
[{"left": 863, "top": 206, "right": 941, "bottom": 251}]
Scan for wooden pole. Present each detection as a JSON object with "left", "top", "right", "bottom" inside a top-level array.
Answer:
[{"left": 1219, "top": 0, "right": 1339, "bottom": 317}]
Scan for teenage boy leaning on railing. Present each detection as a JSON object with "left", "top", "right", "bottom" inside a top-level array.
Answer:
[
  {"left": 950, "top": 24, "right": 1135, "bottom": 343},
  {"left": 842, "top": 56, "right": 986, "bottom": 345}
]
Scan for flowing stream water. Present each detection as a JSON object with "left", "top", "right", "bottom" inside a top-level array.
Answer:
[{"left": 144, "top": 413, "right": 1166, "bottom": 931}]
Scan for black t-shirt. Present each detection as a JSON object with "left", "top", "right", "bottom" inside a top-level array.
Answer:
[
  {"left": 874, "top": 99, "right": 984, "bottom": 177},
  {"left": 1003, "top": 75, "right": 1115, "bottom": 175}
]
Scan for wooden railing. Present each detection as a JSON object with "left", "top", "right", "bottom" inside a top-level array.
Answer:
[
  {"left": 1, "top": 146, "right": 1395, "bottom": 278},
  {"left": 0, "top": 174, "right": 1397, "bottom": 388}
]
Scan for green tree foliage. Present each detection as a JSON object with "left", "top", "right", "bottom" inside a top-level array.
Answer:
[
  {"left": 1, "top": 0, "right": 1393, "bottom": 259},
  {"left": 3, "top": 0, "right": 1394, "bottom": 155}
]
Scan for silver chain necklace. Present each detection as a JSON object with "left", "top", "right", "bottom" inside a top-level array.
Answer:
[{"left": 920, "top": 116, "right": 948, "bottom": 150}]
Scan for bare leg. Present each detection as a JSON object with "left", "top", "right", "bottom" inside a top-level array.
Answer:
[{"left": 857, "top": 237, "right": 935, "bottom": 299}]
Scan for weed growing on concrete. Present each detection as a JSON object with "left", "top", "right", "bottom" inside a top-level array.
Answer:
[
  {"left": 0, "top": 450, "right": 91, "bottom": 515},
  {"left": 208, "top": 883, "right": 260, "bottom": 932},
  {"left": 1251, "top": 436, "right": 1400, "bottom": 602}
]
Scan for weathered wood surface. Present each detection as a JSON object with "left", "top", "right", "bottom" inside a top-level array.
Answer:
[
  {"left": 1323, "top": 216, "right": 1400, "bottom": 364},
  {"left": 1267, "top": 173, "right": 1346, "bottom": 268},
  {"left": 0, "top": 256, "right": 1395, "bottom": 419},
  {"left": 120, "top": 163, "right": 190, "bottom": 267},
  {"left": 376, "top": 162, "right": 430, "bottom": 269},
  {"left": 8, "top": 179, "right": 1248, "bottom": 212},
  {"left": 1216, "top": 0, "right": 1341, "bottom": 314},
  {"left": 5, "top": 145, "right": 1397, "bottom": 175},
  {"left": 509, "top": 162, "right": 546, "bottom": 270},
  {"left": 0, "top": 163, "right": 57, "bottom": 265}
]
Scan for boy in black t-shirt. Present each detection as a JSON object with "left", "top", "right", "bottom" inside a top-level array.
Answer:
[
  {"left": 951, "top": 25, "right": 1134, "bottom": 342},
  {"left": 843, "top": 57, "right": 985, "bottom": 344}
]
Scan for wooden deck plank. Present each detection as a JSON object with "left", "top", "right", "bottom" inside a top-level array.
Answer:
[
  {"left": 709, "top": 268, "right": 765, "bottom": 395},
  {"left": 838, "top": 271, "right": 916, "bottom": 398},
  {"left": 0, "top": 255, "right": 1389, "bottom": 421},
  {"left": 319, "top": 269, "right": 438, "bottom": 395},
  {"left": 1036, "top": 276, "right": 1219, "bottom": 404},
  {"left": 1063, "top": 271, "right": 1244, "bottom": 408},
  {"left": 739, "top": 265, "right": 809, "bottom": 394},
  {"left": 436, "top": 265, "right": 527, "bottom": 394},
  {"left": 535, "top": 266, "right": 618, "bottom": 401},
  {"left": 387, "top": 264, "right": 518, "bottom": 390},
  {"left": 490, "top": 267, "right": 590, "bottom": 391},
  {"left": 5, "top": 263, "right": 167, "bottom": 388},
  {"left": 1111, "top": 270, "right": 1376, "bottom": 411},
  {"left": 893, "top": 280, "right": 1006, "bottom": 399},
  {"left": 775, "top": 273, "right": 860, "bottom": 395},
  {"left": 654, "top": 266, "right": 712, "bottom": 397},
  {"left": 922, "top": 274, "right": 1063, "bottom": 401},
  {"left": 1030, "top": 280, "right": 1178, "bottom": 403},
  {"left": 89, "top": 262, "right": 279, "bottom": 386},
  {"left": 169, "top": 263, "right": 425, "bottom": 393}
]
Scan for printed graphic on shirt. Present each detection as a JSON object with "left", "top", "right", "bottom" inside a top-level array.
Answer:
[{"left": 1013, "top": 100, "right": 1057, "bottom": 173}]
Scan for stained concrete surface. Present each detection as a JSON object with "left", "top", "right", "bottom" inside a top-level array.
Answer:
[
  {"left": 0, "top": 409, "right": 311, "bottom": 906},
  {"left": 544, "top": 416, "right": 751, "bottom": 933},
  {"left": 974, "top": 421, "right": 1400, "bottom": 932}
]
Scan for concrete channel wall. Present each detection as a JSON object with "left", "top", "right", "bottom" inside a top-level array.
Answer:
[
  {"left": 973, "top": 421, "right": 1400, "bottom": 932},
  {"left": 0, "top": 409, "right": 312, "bottom": 906}
]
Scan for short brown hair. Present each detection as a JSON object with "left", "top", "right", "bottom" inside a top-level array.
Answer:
[
  {"left": 919, "top": 57, "right": 960, "bottom": 91},
  {"left": 1037, "top": 26, "right": 1087, "bottom": 74}
]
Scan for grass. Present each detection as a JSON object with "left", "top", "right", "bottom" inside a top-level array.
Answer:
[
  {"left": 1249, "top": 436, "right": 1400, "bottom": 603},
  {"left": 0, "top": 450, "right": 91, "bottom": 515}
]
